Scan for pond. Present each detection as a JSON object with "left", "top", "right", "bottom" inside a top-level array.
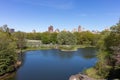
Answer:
[{"left": 4, "top": 47, "right": 98, "bottom": 80}]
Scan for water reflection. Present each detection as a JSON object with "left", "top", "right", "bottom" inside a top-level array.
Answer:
[
  {"left": 38, "top": 48, "right": 97, "bottom": 59},
  {"left": 77, "top": 47, "right": 97, "bottom": 59},
  {"left": 2, "top": 47, "right": 97, "bottom": 80}
]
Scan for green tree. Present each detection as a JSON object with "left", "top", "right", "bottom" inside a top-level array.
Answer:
[
  {"left": 49, "top": 32, "right": 58, "bottom": 44},
  {"left": 13, "top": 31, "right": 26, "bottom": 51},
  {"left": 74, "top": 32, "right": 83, "bottom": 45},
  {"left": 81, "top": 31, "right": 93, "bottom": 46},
  {"left": 96, "top": 30, "right": 110, "bottom": 49},
  {"left": 26, "top": 33, "right": 41, "bottom": 40},
  {"left": 74, "top": 31, "right": 100, "bottom": 46},
  {"left": 0, "top": 24, "right": 9, "bottom": 33},
  {"left": 85, "top": 30, "right": 111, "bottom": 79},
  {"left": 0, "top": 28, "right": 17, "bottom": 75},
  {"left": 41, "top": 32, "right": 50, "bottom": 44},
  {"left": 57, "top": 31, "right": 77, "bottom": 45},
  {"left": 104, "top": 21, "right": 120, "bottom": 78},
  {"left": 87, "top": 20, "right": 120, "bottom": 79}
]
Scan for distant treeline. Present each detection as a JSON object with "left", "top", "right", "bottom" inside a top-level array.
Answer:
[{"left": 25, "top": 31, "right": 101, "bottom": 46}]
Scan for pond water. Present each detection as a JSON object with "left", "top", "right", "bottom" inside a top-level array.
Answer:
[{"left": 5, "top": 47, "right": 98, "bottom": 80}]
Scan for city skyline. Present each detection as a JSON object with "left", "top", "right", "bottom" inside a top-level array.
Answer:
[
  {"left": 1, "top": 24, "right": 107, "bottom": 33},
  {"left": 8, "top": 25, "right": 102, "bottom": 33},
  {"left": 0, "top": 0, "right": 120, "bottom": 32}
]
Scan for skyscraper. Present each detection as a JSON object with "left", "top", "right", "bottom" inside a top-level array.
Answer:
[
  {"left": 55, "top": 28, "right": 60, "bottom": 33},
  {"left": 48, "top": 25, "right": 53, "bottom": 33},
  {"left": 9, "top": 28, "right": 15, "bottom": 33},
  {"left": 78, "top": 25, "right": 82, "bottom": 32}
]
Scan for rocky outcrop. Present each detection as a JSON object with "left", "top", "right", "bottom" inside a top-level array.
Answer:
[
  {"left": 69, "top": 74, "right": 95, "bottom": 80},
  {"left": 15, "top": 61, "right": 22, "bottom": 68}
]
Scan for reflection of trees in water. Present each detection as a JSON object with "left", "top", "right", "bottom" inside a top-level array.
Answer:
[
  {"left": 20, "top": 48, "right": 97, "bottom": 63},
  {"left": 56, "top": 51, "right": 75, "bottom": 59},
  {"left": 39, "top": 50, "right": 50, "bottom": 57},
  {"left": 33, "top": 48, "right": 97, "bottom": 59},
  {"left": 18, "top": 52, "right": 26, "bottom": 67},
  {"left": 77, "top": 47, "right": 97, "bottom": 59},
  {"left": 39, "top": 49, "right": 75, "bottom": 59}
]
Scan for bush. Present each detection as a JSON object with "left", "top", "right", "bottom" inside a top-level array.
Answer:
[{"left": 85, "top": 68, "right": 101, "bottom": 79}]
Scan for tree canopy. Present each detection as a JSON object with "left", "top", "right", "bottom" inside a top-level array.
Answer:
[
  {"left": 57, "top": 31, "right": 77, "bottom": 45},
  {"left": 0, "top": 26, "right": 17, "bottom": 75},
  {"left": 86, "top": 20, "right": 120, "bottom": 79}
]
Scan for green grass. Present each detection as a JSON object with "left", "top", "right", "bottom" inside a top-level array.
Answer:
[
  {"left": 58, "top": 45, "right": 87, "bottom": 51},
  {"left": 23, "top": 44, "right": 95, "bottom": 52},
  {"left": 59, "top": 45, "right": 77, "bottom": 51},
  {"left": 85, "top": 68, "right": 101, "bottom": 79},
  {"left": 22, "top": 46, "right": 51, "bottom": 52}
]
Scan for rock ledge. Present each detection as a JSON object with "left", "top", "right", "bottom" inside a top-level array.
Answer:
[{"left": 69, "top": 74, "right": 95, "bottom": 80}]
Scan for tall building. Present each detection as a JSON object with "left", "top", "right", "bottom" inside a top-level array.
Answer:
[
  {"left": 9, "top": 28, "right": 15, "bottom": 33},
  {"left": 55, "top": 28, "right": 60, "bottom": 33},
  {"left": 48, "top": 25, "right": 53, "bottom": 33},
  {"left": 72, "top": 28, "right": 77, "bottom": 33},
  {"left": 32, "top": 29, "right": 36, "bottom": 33},
  {"left": 78, "top": 25, "right": 82, "bottom": 32},
  {"left": 92, "top": 30, "right": 100, "bottom": 34},
  {"left": 104, "top": 27, "right": 110, "bottom": 31},
  {"left": 119, "top": 18, "right": 120, "bottom": 24},
  {"left": 63, "top": 29, "right": 66, "bottom": 32}
]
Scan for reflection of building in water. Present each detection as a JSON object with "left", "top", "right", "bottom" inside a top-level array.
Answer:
[{"left": 48, "top": 25, "right": 53, "bottom": 33}]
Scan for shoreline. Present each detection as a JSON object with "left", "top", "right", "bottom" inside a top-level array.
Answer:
[
  {"left": 60, "top": 48, "right": 78, "bottom": 51},
  {"left": 22, "top": 46, "right": 96, "bottom": 53},
  {"left": 0, "top": 72, "right": 16, "bottom": 80},
  {"left": 69, "top": 73, "right": 95, "bottom": 80},
  {"left": 0, "top": 45, "right": 95, "bottom": 79},
  {"left": 0, "top": 61, "right": 21, "bottom": 79}
]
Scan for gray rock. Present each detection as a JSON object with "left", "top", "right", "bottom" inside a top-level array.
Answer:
[
  {"left": 69, "top": 74, "right": 95, "bottom": 80},
  {"left": 69, "top": 74, "right": 83, "bottom": 80}
]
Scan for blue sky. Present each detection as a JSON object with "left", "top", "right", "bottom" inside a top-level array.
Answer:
[{"left": 0, "top": 0, "right": 120, "bottom": 32}]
